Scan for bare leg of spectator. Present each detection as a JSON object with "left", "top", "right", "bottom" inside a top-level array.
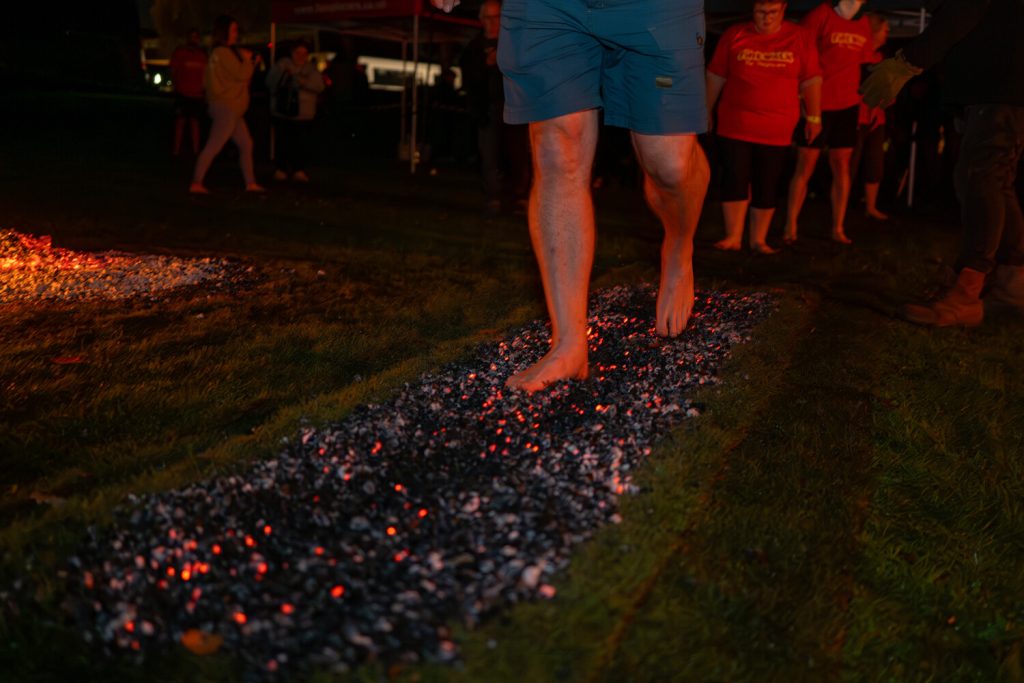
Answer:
[
  {"left": 715, "top": 200, "right": 747, "bottom": 250},
  {"left": 829, "top": 148, "right": 854, "bottom": 243},
  {"left": 784, "top": 147, "right": 820, "bottom": 243},
  {"left": 749, "top": 207, "right": 779, "bottom": 254}
]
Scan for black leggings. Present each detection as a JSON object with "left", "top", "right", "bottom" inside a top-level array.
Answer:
[{"left": 717, "top": 136, "right": 789, "bottom": 209}]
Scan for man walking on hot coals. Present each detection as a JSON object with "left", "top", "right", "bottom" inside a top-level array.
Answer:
[
  {"left": 433, "top": 0, "right": 710, "bottom": 392},
  {"left": 861, "top": 0, "right": 1024, "bottom": 326}
]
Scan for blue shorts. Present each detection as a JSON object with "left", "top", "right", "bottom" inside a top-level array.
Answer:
[{"left": 497, "top": 0, "right": 708, "bottom": 134}]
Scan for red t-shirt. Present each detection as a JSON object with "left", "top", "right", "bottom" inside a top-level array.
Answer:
[
  {"left": 708, "top": 21, "right": 821, "bottom": 146},
  {"left": 801, "top": 2, "right": 873, "bottom": 111},
  {"left": 170, "top": 46, "right": 208, "bottom": 99}
]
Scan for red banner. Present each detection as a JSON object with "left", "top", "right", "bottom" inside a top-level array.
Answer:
[{"left": 271, "top": 0, "right": 425, "bottom": 23}]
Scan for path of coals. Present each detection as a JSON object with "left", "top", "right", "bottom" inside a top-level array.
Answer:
[
  {"left": 0, "top": 229, "right": 249, "bottom": 304},
  {"left": 62, "top": 284, "right": 772, "bottom": 677}
]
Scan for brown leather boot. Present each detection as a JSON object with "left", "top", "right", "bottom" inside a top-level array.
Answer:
[
  {"left": 902, "top": 267, "right": 985, "bottom": 327},
  {"left": 985, "top": 265, "right": 1024, "bottom": 310}
]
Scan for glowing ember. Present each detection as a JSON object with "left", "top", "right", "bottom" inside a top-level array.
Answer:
[{"left": 0, "top": 229, "right": 250, "bottom": 303}]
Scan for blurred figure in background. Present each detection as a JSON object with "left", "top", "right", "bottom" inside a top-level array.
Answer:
[
  {"left": 784, "top": 0, "right": 874, "bottom": 244},
  {"left": 267, "top": 40, "right": 325, "bottom": 183},
  {"left": 862, "top": 0, "right": 1024, "bottom": 326},
  {"left": 706, "top": 0, "right": 822, "bottom": 253},
  {"left": 850, "top": 12, "right": 891, "bottom": 220},
  {"left": 460, "top": 0, "right": 530, "bottom": 214},
  {"left": 190, "top": 15, "right": 264, "bottom": 194},
  {"left": 169, "top": 28, "right": 207, "bottom": 156}
]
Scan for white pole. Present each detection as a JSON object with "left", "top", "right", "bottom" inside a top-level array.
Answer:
[
  {"left": 907, "top": 7, "right": 927, "bottom": 208},
  {"left": 400, "top": 39, "right": 408, "bottom": 163},
  {"left": 270, "top": 22, "right": 277, "bottom": 161},
  {"left": 411, "top": 13, "right": 420, "bottom": 173}
]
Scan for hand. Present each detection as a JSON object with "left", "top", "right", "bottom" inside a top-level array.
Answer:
[
  {"left": 430, "top": 0, "right": 461, "bottom": 12},
  {"left": 860, "top": 51, "right": 922, "bottom": 109},
  {"left": 805, "top": 120, "right": 822, "bottom": 143},
  {"left": 485, "top": 46, "right": 497, "bottom": 66}
]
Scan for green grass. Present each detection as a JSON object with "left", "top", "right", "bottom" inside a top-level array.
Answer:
[{"left": 1, "top": 91, "right": 1023, "bottom": 682}]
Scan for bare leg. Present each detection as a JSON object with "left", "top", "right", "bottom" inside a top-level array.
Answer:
[
  {"left": 864, "top": 182, "right": 888, "bottom": 219},
  {"left": 749, "top": 207, "right": 778, "bottom": 253},
  {"left": 632, "top": 133, "right": 710, "bottom": 337},
  {"left": 715, "top": 200, "right": 747, "bottom": 250},
  {"left": 784, "top": 147, "right": 821, "bottom": 243},
  {"left": 829, "top": 148, "right": 854, "bottom": 243},
  {"left": 506, "top": 111, "right": 598, "bottom": 392}
]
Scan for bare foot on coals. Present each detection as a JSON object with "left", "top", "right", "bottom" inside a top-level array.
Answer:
[
  {"left": 656, "top": 255, "right": 695, "bottom": 337},
  {"left": 506, "top": 345, "right": 588, "bottom": 392}
]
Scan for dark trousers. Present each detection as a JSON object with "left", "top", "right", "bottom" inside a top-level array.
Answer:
[
  {"left": 477, "top": 106, "right": 531, "bottom": 205},
  {"left": 274, "top": 118, "right": 314, "bottom": 173},
  {"left": 851, "top": 123, "right": 885, "bottom": 185},
  {"left": 955, "top": 104, "right": 1024, "bottom": 274}
]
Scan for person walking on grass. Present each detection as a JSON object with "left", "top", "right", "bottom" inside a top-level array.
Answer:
[
  {"left": 432, "top": 0, "right": 710, "bottom": 392},
  {"left": 861, "top": 0, "right": 1024, "bottom": 327},
  {"left": 267, "top": 40, "right": 325, "bottom": 183},
  {"left": 169, "top": 29, "right": 207, "bottom": 157},
  {"left": 707, "top": 0, "right": 822, "bottom": 254},
  {"left": 784, "top": 0, "right": 874, "bottom": 245},
  {"left": 190, "top": 15, "right": 265, "bottom": 194}
]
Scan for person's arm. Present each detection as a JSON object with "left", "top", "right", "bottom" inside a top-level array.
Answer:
[
  {"left": 800, "top": 77, "right": 823, "bottom": 142},
  {"left": 299, "top": 64, "right": 325, "bottom": 94},
  {"left": 430, "top": 0, "right": 460, "bottom": 11},
  {"left": 862, "top": 0, "right": 989, "bottom": 107},
  {"left": 901, "top": 0, "right": 990, "bottom": 70},
  {"left": 706, "top": 72, "right": 726, "bottom": 131}
]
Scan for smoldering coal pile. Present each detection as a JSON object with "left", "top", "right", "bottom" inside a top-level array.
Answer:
[
  {"left": 62, "top": 285, "right": 772, "bottom": 676},
  {"left": 0, "top": 229, "right": 251, "bottom": 304}
]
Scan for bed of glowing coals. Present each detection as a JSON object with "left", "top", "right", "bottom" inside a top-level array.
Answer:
[
  {"left": 59, "top": 284, "right": 773, "bottom": 676},
  {"left": 0, "top": 229, "right": 250, "bottom": 304}
]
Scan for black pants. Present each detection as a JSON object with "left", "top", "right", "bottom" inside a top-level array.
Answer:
[
  {"left": 955, "top": 105, "right": 1024, "bottom": 274},
  {"left": 851, "top": 123, "right": 885, "bottom": 184},
  {"left": 717, "top": 136, "right": 789, "bottom": 209},
  {"left": 274, "top": 118, "right": 314, "bottom": 173}
]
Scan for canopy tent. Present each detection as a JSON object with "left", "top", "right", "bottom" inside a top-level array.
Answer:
[
  {"left": 270, "top": 0, "right": 481, "bottom": 172},
  {"left": 273, "top": 0, "right": 932, "bottom": 195}
]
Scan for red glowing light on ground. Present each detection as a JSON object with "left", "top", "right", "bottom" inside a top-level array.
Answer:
[
  {"left": 233, "top": 611, "right": 247, "bottom": 625},
  {"left": 330, "top": 585, "right": 345, "bottom": 598},
  {"left": 244, "top": 535, "right": 256, "bottom": 547},
  {"left": 394, "top": 483, "right": 403, "bottom": 492},
  {"left": 314, "top": 546, "right": 325, "bottom": 556},
  {"left": 418, "top": 508, "right": 428, "bottom": 518},
  {"left": 386, "top": 526, "right": 397, "bottom": 536},
  {"left": 281, "top": 603, "right": 295, "bottom": 615},
  {"left": 263, "top": 525, "right": 272, "bottom": 536},
  {"left": 212, "top": 544, "right": 222, "bottom": 555}
]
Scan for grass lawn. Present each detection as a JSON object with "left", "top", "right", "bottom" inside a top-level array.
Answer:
[{"left": 1, "top": 92, "right": 1022, "bottom": 682}]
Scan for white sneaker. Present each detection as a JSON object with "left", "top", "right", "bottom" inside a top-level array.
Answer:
[
  {"left": 273, "top": 169, "right": 288, "bottom": 181},
  {"left": 292, "top": 170, "right": 310, "bottom": 183}
]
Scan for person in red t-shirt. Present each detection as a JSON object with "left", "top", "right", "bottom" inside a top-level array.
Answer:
[
  {"left": 784, "top": 0, "right": 874, "bottom": 244},
  {"left": 707, "top": 0, "right": 822, "bottom": 253},
  {"left": 170, "top": 29, "right": 208, "bottom": 156},
  {"left": 850, "top": 13, "right": 891, "bottom": 220}
]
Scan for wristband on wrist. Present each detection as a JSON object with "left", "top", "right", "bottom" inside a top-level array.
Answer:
[{"left": 806, "top": 115, "right": 822, "bottom": 124}]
